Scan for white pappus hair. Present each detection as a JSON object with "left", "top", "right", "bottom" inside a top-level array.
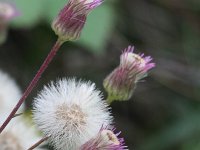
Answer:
[
  {"left": 33, "top": 78, "right": 113, "bottom": 150},
  {"left": 0, "top": 70, "right": 23, "bottom": 124}
]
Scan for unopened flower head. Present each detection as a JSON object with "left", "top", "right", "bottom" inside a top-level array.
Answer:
[
  {"left": 33, "top": 78, "right": 112, "bottom": 150},
  {"left": 52, "top": 0, "right": 103, "bottom": 42},
  {"left": 80, "top": 127, "right": 127, "bottom": 150},
  {"left": 0, "top": 70, "right": 24, "bottom": 124},
  {"left": 103, "top": 46, "right": 155, "bottom": 102},
  {"left": 0, "top": 118, "right": 42, "bottom": 150}
]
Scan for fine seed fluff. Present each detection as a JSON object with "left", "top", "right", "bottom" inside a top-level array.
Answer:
[{"left": 33, "top": 78, "right": 112, "bottom": 150}]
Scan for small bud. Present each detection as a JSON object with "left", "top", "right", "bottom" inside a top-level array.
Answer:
[
  {"left": 103, "top": 46, "right": 155, "bottom": 103},
  {"left": 80, "top": 127, "right": 127, "bottom": 150},
  {"left": 52, "top": 0, "right": 103, "bottom": 42},
  {"left": 0, "top": 2, "right": 18, "bottom": 45}
]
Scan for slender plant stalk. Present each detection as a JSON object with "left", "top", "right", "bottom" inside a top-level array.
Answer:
[
  {"left": 28, "top": 136, "right": 49, "bottom": 150},
  {"left": 0, "top": 38, "right": 64, "bottom": 134}
]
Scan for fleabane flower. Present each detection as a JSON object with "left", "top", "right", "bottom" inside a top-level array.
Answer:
[
  {"left": 52, "top": 0, "right": 103, "bottom": 42},
  {"left": 0, "top": 70, "right": 24, "bottom": 124},
  {"left": 0, "top": 118, "right": 42, "bottom": 150},
  {"left": 80, "top": 127, "right": 127, "bottom": 150},
  {"left": 103, "top": 46, "right": 155, "bottom": 103},
  {"left": 0, "top": 2, "right": 18, "bottom": 44},
  {"left": 33, "top": 78, "right": 112, "bottom": 150}
]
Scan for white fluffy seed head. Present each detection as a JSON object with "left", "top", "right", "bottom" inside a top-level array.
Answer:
[
  {"left": 33, "top": 78, "right": 113, "bottom": 150},
  {"left": 0, "top": 70, "right": 23, "bottom": 124},
  {"left": 0, "top": 118, "right": 42, "bottom": 150}
]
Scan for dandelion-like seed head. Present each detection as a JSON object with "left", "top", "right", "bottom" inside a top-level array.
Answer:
[
  {"left": 55, "top": 103, "right": 87, "bottom": 131},
  {"left": 80, "top": 127, "right": 127, "bottom": 150},
  {"left": 33, "top": 78, "right": 112, "bottom": 150},
  {"left": 0, "top": 70, "right": 23, "bottom": 124},
  {"left": 0, "top": 131, "right": 22, "bottom": 150},
  {"left": 52, "top": 0, "right": 103, "bottom": 42},
  {"left": 0, "top": 118, "right": 42, "bottom": 150},
  {"left": 103, "top": 46, "right": 155, "bottom": 102}
]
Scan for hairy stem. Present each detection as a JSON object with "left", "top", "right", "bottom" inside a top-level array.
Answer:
[
  {"left": 0, "top": 39, "right": 63, "bottom": 133},
  {"left": 28, "top": 136, "right": 49, "bottom": 150}
]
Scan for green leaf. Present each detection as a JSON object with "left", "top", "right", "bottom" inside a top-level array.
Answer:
[
  {"left": 44, "top": 0, "right": 67, "bottom": 23},
  {"left": 78, "top": 4, "right": 115, "bottom": 53},
  {"left": 11, "top": 0, "right": 45, "bottom": 27}
]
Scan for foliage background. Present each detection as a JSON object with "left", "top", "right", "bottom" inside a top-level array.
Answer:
[{"left": 1, "top": 0, "right": 200, "bottom": 149}]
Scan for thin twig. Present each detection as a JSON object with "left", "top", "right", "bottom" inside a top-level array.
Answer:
[
  {"left": 28, "top": 136, "right": 48, "bottom": 150},
  {"left": 12, "top": 113, "right": 23, "bottom": 118}
]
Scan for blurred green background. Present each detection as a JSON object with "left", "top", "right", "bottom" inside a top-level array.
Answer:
[{"left": 1, "top": 0, "right": 200, "bottom": 149}]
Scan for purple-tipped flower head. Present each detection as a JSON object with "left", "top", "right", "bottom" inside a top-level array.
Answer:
[
  {"left": 80, "top": 127, "right": 127, "bottom": 150},
  {"left": 0, "top": 2, "right": 18, "bottom": 44},
  {"left": 103, "top": 46, "right": 155, "bottom": 103},
  {"left": 52, "top": 0, "right": 103, "bottom": 42}
]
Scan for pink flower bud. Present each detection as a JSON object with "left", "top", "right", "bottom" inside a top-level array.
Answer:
[
  {"left": 80, "top": 127, "right": 127, "bottom": 150},
  {"left": 103, "top": 46, "right": 155, "bottom": 103},
  {"left": 52, "top": 0, "right": 103, "bottom": 42}
]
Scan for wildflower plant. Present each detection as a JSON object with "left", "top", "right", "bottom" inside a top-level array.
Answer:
[
  {"left": 0, "top": 70, "right": 42, "bottom": 149},
  {"left": 0, "top": 0, "right": 103, "bottom": 133},
  {"left": 0, "top": 0, "right": 156, "bottom": 149}
]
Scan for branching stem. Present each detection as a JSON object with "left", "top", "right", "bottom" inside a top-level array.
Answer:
[
  {"left": 28, "top": 136, "right": 49, "bottom": 150},
  {"left": 0, "top": 39, "right": 63, "bottom": 133}
]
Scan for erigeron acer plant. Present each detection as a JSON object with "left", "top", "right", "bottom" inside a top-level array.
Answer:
[
  {"left": 0, "top": 0, "right": 104, "bottom": 134},
  {"left": 0, "top": 0, "right": 155, "bottom": 149}
]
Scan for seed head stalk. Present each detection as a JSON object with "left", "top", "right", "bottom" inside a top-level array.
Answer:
[
  {"left": 28, "top": 136, "right": 49, "bottom": 150},
  {"left": 0, "top": 38, "right": 64, "bottom": 134}
]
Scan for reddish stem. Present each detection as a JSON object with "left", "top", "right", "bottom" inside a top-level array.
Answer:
[
  {"left": 0, "top": 39, "right": 63, "bottom": 133},
  {"left": 28, "top": 136, "right": 48, "bottom": 150}
]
